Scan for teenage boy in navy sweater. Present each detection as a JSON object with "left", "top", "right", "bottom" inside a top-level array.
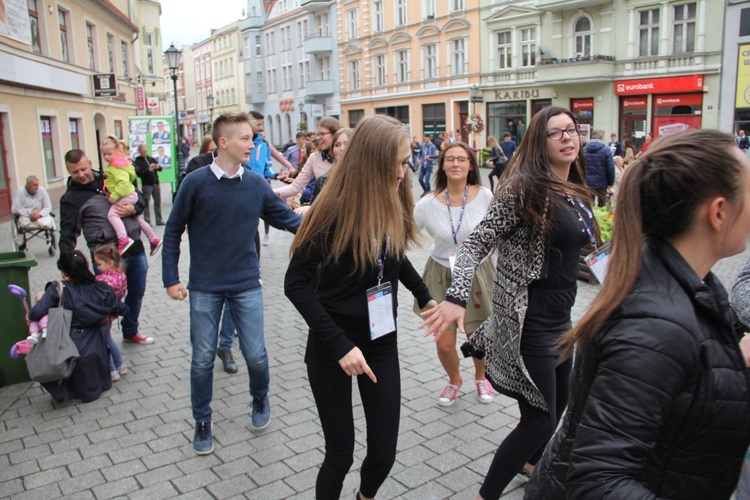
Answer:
[{"left": 162, "top": 112, "right": 302, "bottom": 455}]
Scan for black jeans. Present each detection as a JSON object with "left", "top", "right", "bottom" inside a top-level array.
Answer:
[
  {"left": 479, "top": 352, "right": 573, "bottom": 500},
  {"left": 307, "top": 343, "right": 400, "bottom": 499}
]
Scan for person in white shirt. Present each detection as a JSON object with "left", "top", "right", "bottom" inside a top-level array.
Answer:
[
  {"left": 12, "top": 176, "right": 55, "bottom": 229},
  {"left": 413, "top": 141, "right": 495, "bottom": 407}
]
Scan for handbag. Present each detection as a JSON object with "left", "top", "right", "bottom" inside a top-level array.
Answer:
[{"left": 26, "top": 282, "right": 80, "bottom": 383}]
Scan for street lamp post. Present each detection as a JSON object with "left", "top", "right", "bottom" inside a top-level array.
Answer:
[
  {"left": 469, "top": 85, "right": 480, "bottom": 148},
  {"left": 165, "top": 43, "right": 183, "bottom": 169},
  {"left": 207, "top": 93, "right": 214, "bottom": 134}
]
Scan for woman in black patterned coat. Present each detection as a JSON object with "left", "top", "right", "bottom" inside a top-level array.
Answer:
[{"left": 422, "top": 106, "right": 594, "bottom": 499}]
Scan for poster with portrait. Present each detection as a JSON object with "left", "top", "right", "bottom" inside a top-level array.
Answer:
[
  {"left": 151, "top": 119, "right": 171, "bottom": 144},
  {"left": 128, "top": 116, "right": 177, "bottom": 191}
]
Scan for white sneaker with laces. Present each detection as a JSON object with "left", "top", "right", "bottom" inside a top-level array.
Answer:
[
  {"left": 475, "top": 379, "right": 494, "bottom": 404},
  {"left": 438, "top": 379, "right": 462, "bottom": 407}
]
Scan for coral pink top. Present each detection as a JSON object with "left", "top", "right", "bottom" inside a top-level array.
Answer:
[{"left": 96, "top": 269, "right": 127, "bottom": 324}]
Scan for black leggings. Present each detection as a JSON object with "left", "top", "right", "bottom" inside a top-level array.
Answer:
[
  {"left": 307, "top": 345, "right": 401, "bottom": 499},
  {"left": 479, "top": 352, "right": 573, "bottom": 500}
]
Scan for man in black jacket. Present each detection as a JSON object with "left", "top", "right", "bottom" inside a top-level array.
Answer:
[
  {"left": 133, "top": 145, "right": 164, "bottom": 226},
  {"left": 583, "top": 129, "right": 615, "bottom": 207},
  {"left": 60, "top": 149, "right": 155, "bottom": 345}
]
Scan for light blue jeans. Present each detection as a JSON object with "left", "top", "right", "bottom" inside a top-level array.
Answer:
[{"left": 189, "top": 287, "right": 269, "bottom": 422}]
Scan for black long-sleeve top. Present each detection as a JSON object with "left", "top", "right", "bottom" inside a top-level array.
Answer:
[{"left": 285, "top": 233, "right": 432, "bottom": 361}]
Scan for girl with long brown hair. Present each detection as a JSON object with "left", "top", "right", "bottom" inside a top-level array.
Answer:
[
  {"left": 421, "top": 106, "right": 593, "bottom": 499},
  {"left": 526, "top": 129, "right": 750, "bottom": 499},
  {"left": 413, "top": 141, "right": 496, "bottom": 406},
  {"left": 284, "top": 114, "right": 436, "bottom": 500}
]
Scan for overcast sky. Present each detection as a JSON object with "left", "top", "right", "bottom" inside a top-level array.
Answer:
[{"left": 159, "top": 0, "right": 247, "bottom": 50}]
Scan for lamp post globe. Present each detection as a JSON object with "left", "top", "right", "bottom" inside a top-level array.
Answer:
[{"left": 165, "top": 43, "right": 183, "bottom": 170}]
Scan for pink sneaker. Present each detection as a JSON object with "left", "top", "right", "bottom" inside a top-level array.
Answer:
[
  {"left": 438, "top": 379, "right": 462, "bottom": 407},
  {"left": 118, "top": 237, "right": 134, "bottom": 254},
  {"left": 111, "top": 370, "right": 120, "bottom": 382},
  {"left": 150, "top": 237, "right": 162, "bottom": 256},
  {"left": 475, "top": 379, "right": 495, "bottom": 404}
]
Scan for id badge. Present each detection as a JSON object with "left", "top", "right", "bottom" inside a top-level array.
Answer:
[
  {"left": 366, "top": 282, "right": 396, "bottom": 340},
  {"left": 448, "top": 252, "right": 456, "bottom": 273},
  {"left": 584, "top": 242, "right": 612, "bottom": 284}
]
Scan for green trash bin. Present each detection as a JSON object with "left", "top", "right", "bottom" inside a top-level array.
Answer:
[{"left": 0, "top": 250, "right": 38, "bottom": 387}]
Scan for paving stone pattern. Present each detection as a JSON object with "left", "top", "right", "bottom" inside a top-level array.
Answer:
[{"left": 1, "top": 165, "right": 748, "bottom": 499}]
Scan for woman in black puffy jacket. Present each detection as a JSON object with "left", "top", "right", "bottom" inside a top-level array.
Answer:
[{"left": 526, "top": 129, "right": 750, "bottom": 499}]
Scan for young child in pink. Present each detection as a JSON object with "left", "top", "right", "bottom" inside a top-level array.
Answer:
[
  {"left": 26, "top": 291, "right": 48, "bottom": 344},
  {"left": 100, "top": 135, "right": 161, "bottom": 256},
  {"left": 93, "top": 244, "right": 128, "bottom": 381}
]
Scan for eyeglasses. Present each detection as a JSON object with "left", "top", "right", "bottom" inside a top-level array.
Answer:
[
  {"left": 444, "top": 156, "right": 470, "bottom": 164},
  {"left": 318, "top": 131, "right": 332, "bottom": 137},
  {"left": 546, "top": 125, "right": 580, "bottom": 141}
]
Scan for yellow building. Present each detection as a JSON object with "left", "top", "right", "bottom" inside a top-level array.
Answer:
[
  {"left": 210, "top": 20, "right": 247, "bottom": 117},
  {"left": 339, "top": 0, "right": 482, "bottom": 144},
  {"left": 0, "top": 0, "right": 145, "bottom": 217}
]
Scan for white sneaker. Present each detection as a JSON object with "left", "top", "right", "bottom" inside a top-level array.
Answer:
[
  {"left": 475, "top": 379, "right": 495, "bottom": 404},
  {"left": 438, "top": 379, "right": 462, "bottom": 407},
  {"left": 262, "top": 235, "right": 270, "bottom": 246}
]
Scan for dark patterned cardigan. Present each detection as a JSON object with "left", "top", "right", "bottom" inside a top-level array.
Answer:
[{"left": 445, "top": 186, "right": 550, "bottom": 413}]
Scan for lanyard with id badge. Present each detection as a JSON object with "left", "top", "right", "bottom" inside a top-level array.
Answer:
[
  {"left": 446, "top": 185, "right": 469, "bottom": 272},
  {"left": 367, "top": 236, "right": 396, "bottom": 340},
  {"left": 568, "top": 196, "right": 609, "bottom": 283}
]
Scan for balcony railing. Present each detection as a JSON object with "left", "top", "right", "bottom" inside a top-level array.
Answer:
[
  {"left": 306, "top": 79, "right": 335, "bottom": 96},
  {"left": 303, "top": 33, "right": 334, "bottom": 54},
  {"left": 538, "top": 54, "right": 615, "bottom": 65}
]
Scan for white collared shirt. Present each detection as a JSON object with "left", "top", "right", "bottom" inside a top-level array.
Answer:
[{"left": 209, "top": 161, "right": 244, "bottom": 180}]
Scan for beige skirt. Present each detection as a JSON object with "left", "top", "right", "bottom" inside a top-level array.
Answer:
[{"left": 414, "top": 256, "right": 495, "bottom": 333}]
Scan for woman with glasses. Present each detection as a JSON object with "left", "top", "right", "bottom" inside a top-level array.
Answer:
[
  {"left": 413, "top": 142, "right": 495, "bottom": 407},
  {"left": 274, "top": 116, "right": 341, "bottom": 202},
  {"left": 421, "top": 106, "right": 593, "bottom": 499}
]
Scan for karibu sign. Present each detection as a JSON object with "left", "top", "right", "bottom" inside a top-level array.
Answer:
[
  {"left": 494, "top": 89, "right": 540, "bottom": 101},
  {"left": 614, "top": 75, "right": 703, "bottom": 96}
]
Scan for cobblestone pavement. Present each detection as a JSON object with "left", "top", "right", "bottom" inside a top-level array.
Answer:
[{"left": 1, "top": 166, "right": 749, "bottom": 499}]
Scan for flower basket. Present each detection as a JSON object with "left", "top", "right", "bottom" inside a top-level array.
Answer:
[{"left": 465, "top": 114, "right": 485, "bottom": 135}]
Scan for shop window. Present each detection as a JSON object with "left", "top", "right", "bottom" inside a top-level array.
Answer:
[
  {"left": 673, "top": 3, "right": 696, "bottom": 54},
  {"left": 653, "top": 94, "right": 702, "bottom": 138},
  {"left": 349, "top": 109, "right": 364, "bottom": 129},
  {"left": 114, "top": 120, "right": 123, "bottom": 140},
  {"left": 574, "top": 17, "right": 592, "bottom": 58},
  {"left": 488, "top": 101, "right": 526, "bottom": 140},
  {"left": 741, "top": 9, "right": 750, "bottom": 37},
  {"left": 375, "top": 105, "right": 409, "bottom": 125},
  {"left": 496, "top": 31, "right": 511, "bottom": 70},
  {"left": 40, "top": 117, "right": 59, "bottom": 180},
  {"left": 422, "top": 103, "right": 446, "bottom": 137},
  {"left": 69, "top": 118, "right": 80, "bottom": 149},
  {"left": 639, "top": 9, "right": 660, "bottom": 57}
]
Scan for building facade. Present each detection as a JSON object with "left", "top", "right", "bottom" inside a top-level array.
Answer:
[
  {"left": 339, "top": 0, "right": 482, "bottom": 144},
  {"left": 477, "top": 0, "right": 719, "bottom": 149},
  {"left": 132, "top": 0, "right": 166, "bottom": 114},
  {"left": 211, "top": 20, "right": 249, "bottom": 120},
  {"left": 0, "top": 0, "right": 146, "bottom": 217},
  {"left": 192, "top": 38, "right": 213, "bottom": 140},
  {"left": 243, "top": 0, "right": 341, "bottom": 146}
]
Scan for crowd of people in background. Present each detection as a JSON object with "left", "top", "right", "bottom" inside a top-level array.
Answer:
[{"left": 16, "top": 105, "right": 750, "bottom": 500}]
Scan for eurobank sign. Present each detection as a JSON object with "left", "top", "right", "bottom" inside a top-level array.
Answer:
[{"left": 614, "top": 75, "right": 704, "bottom": 95}]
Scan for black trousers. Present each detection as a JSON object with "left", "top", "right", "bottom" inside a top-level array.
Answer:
[
  {"left": 307, "top": 343, "right": 401, "bottom": 499},
  {"left": 479, "top": 351, "right": 573, "bottom": 500}
]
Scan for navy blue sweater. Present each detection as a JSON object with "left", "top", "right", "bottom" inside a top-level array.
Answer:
[{"left": 162, "top": 166, "right": 302, "bottom": 292}]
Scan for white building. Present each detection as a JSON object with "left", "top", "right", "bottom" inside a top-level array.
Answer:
[{"left": 243, "top": 0, "right": 340, "bottom": 145}]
